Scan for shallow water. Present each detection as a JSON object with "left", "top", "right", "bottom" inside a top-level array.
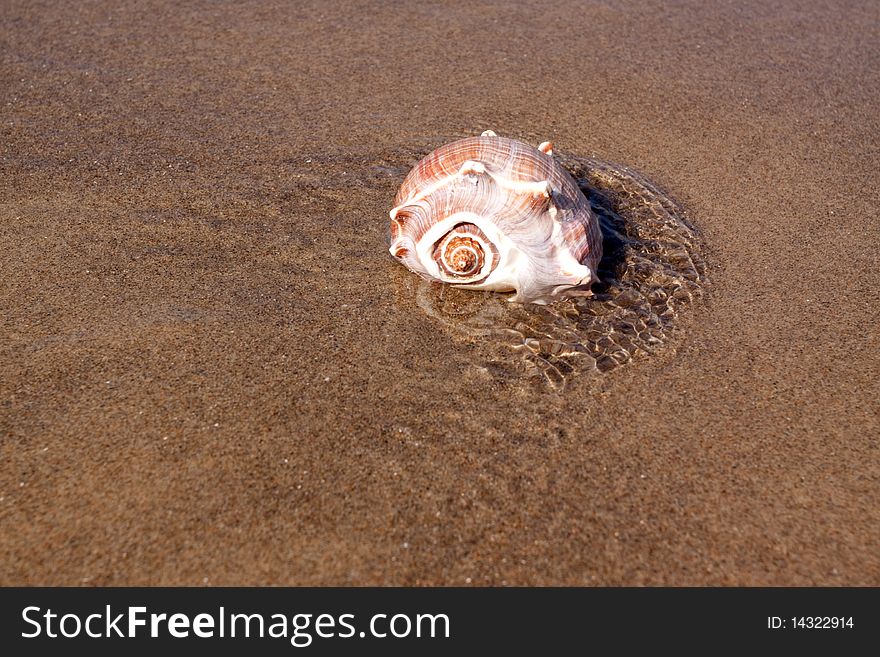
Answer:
[
  {"left": 4, "top": 0, "right": 877, "bottom": 587},
  {"left": 399, "top": 155, "right": 709, "bottom": 389}
]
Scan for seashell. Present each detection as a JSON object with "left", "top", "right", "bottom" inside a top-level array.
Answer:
[{"left": 388, "top": 131, "right": 603, "bottom": 304}]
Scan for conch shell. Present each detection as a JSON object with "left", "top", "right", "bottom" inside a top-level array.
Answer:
[{"left": 388, "top": 131, "right": 602, "bottom": 304}]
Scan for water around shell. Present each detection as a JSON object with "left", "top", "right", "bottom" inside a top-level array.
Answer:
[{"left": 407, "top": 153, "right": 709, "bottom": 389}]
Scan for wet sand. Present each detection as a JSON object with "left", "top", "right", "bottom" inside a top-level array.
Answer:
[{"left": 1, "top": 0, "right": 878, "bottom": 585}]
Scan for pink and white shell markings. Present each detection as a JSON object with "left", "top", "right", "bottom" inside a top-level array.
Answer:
[{"left": 389, "top": 131, "right": 603, "bottom": 305}]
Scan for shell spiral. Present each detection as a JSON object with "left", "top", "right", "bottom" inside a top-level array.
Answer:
[{"left": 388, "top": 132, "right": 603, "bottom": 304}]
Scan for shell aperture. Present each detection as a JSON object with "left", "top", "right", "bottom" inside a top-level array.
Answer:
[{"left": 388, "top": 133, "right": 603, "bottom": 304}]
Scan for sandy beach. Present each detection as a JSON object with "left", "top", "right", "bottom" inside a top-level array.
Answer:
[{"left": 1, "top": 0, "right": 878, "bottom": 585}]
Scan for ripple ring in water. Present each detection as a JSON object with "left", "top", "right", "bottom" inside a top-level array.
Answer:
[{"left": 410, "top": 154, "right": 709, "bottom": 390}]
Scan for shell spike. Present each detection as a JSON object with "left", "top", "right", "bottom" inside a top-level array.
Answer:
[
  {"left": 506, "top": 178, "right": 552, "bottom": 198},
  {"left": 481, "top": 130, "right": 498, "bottom": 137},
  {"left": 538, "top": 141, "right": 553, "bottom": 155},
  {"left": 459, "top": 160, "right": 487, "bottom": 176}
]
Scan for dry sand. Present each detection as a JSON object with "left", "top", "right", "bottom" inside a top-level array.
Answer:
[{"left": 1, "top": 0, "right": 878, "bottom": 585}]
